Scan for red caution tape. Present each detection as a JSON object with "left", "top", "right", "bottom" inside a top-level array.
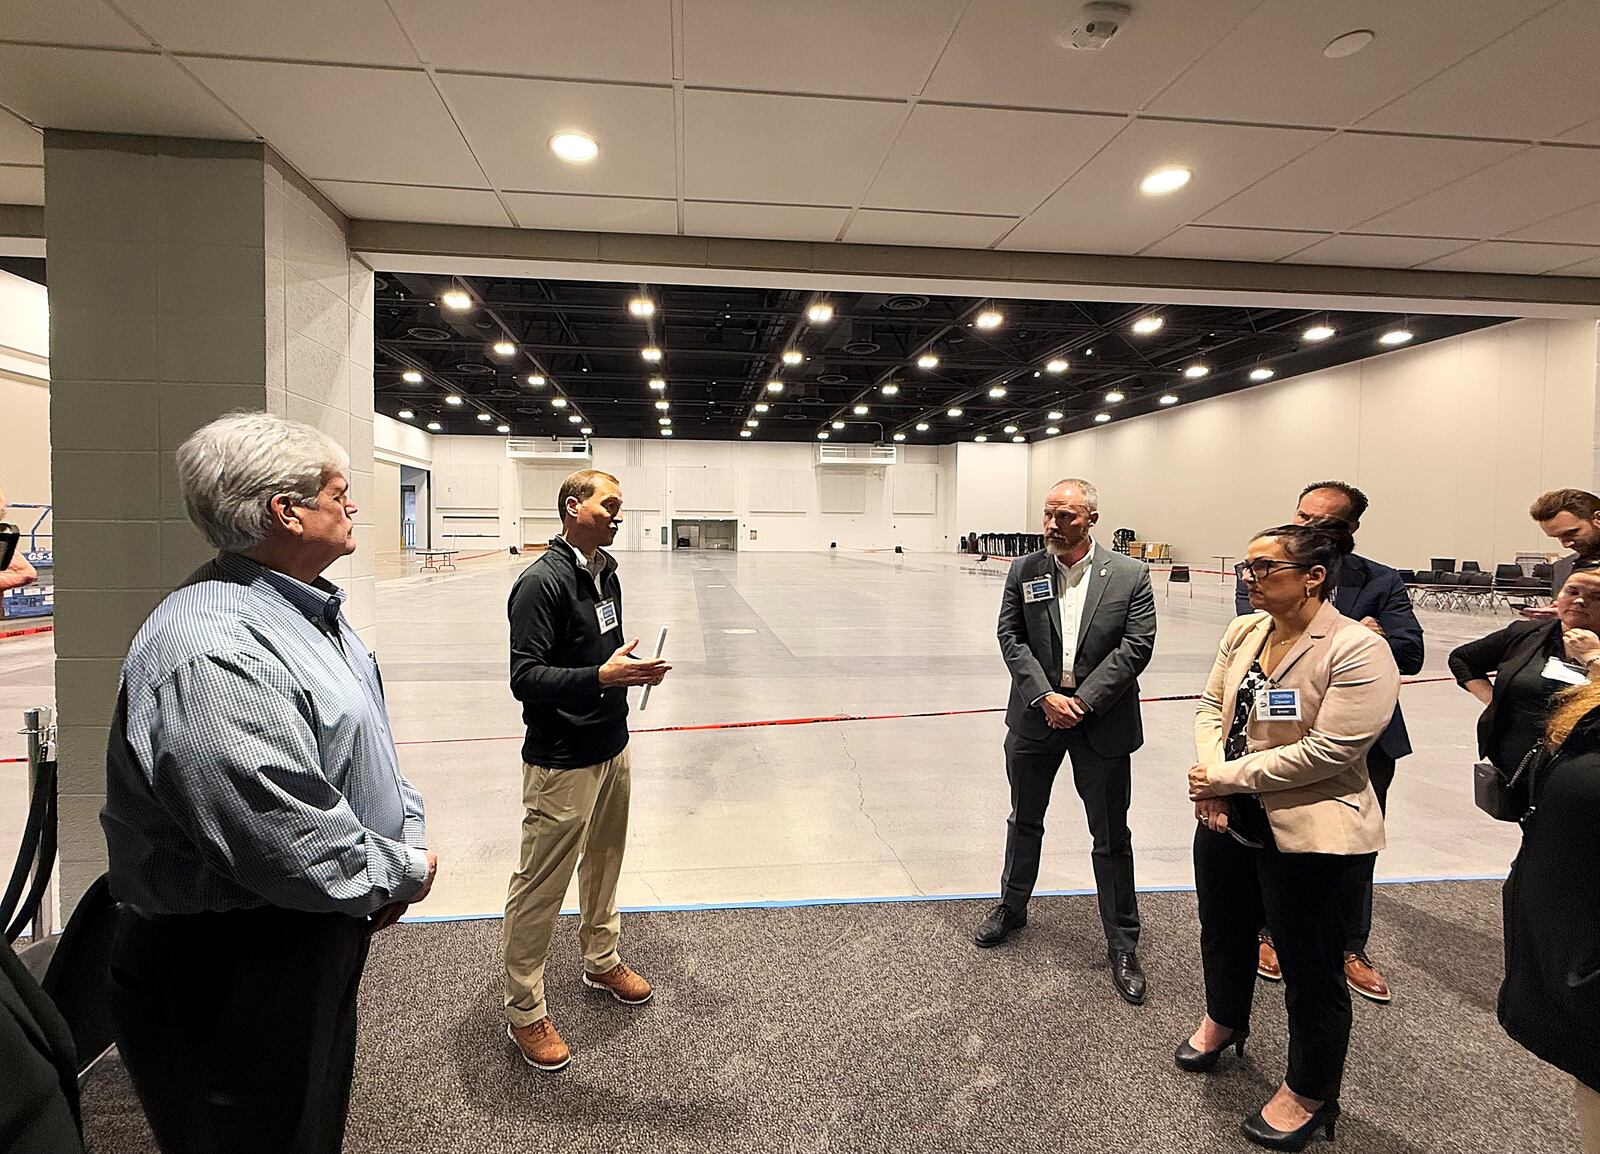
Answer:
[{"left": 0, "top": 624, "right": 53, "bottom": 640}]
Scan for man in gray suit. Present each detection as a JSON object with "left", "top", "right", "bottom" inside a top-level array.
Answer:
[{"left": 975, "top": 477, "right": 1158, "bottom": 1005}]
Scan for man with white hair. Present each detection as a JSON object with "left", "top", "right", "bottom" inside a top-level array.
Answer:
[
  {"left": 977, "top": 478, "right": 1158, "bottom": 1006},
  {"left": 101, "top": 412, "right": 437, "bottom": 1154}
]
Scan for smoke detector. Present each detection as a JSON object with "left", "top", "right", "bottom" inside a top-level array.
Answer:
[{"left": 1062, "top": 1, "right": 1131, "bottom": 51}]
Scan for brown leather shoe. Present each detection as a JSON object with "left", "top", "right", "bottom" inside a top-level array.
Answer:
[
  {"left": 507, "top": 1017, "right": 571, "bottom": 1072},
  {"left": 1345, "top": 951, "right": 1392, "bottom": 1003},
  {"left": 1257, "top": 936, "right": 1282, "bottom": 982},
  {"left": 583, "top": 961, "right": 653, "bottom": 1005}
]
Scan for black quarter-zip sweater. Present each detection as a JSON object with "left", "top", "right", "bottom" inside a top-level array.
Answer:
[{"left": 507, "top": 536, "right": 630, "bottom": 769}]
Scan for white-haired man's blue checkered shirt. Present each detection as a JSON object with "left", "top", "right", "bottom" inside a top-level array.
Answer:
[{"left": 103, "top": 553, "right": 430, "bottom": 917}]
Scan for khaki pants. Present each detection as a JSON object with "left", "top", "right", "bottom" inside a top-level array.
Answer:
[
  {"left": 502, "top": 748, "right": 631, "bottom": 1026},
  {"left": 1576, "top": 1079, "right": 1600, "bottom": 1154}
]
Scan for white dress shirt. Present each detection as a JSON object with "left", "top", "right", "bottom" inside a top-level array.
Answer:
[{"left": 1057, "top": 541, "right": 1095, "bottom": 689}]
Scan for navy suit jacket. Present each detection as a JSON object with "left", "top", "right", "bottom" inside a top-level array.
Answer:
[{"left": 1235, "top": 551, "right": 1423, "bottom": 759}]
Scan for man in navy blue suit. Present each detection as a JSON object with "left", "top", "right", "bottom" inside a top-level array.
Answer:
[{"left": 1234, "top": 480, "right": 1424, "bottom": 1003}]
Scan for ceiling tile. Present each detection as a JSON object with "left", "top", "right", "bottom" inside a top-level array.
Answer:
[
  {"left": 1200, "top": 133, "right": 1518, "bottom": 232},
  {"left": 1358, "top": 146, "right": 1600, "bottom": 239},
  {"left": 844, "top": 209, "right": 1014, "bottom": 249},
  {"left": 1418, "top": 241, "right": 1600, "bottom": 275},
  {"left": 999, "top": 119, "right": 1328, "bottom": 255},
  {"left": 922, "top": 0, "right": 1258, "bottom": 112},
  {"left": 182, "top": 59, "right": 481, "bottom": 185},
  {"left": 1547, "top": 254, "right": 1600, "bottom": 277},
  {"left": 115, "top": 0, "right": 417, "bottom": 64},
  {"left": 1142, "top": 226, "right": 1327, "bottom": 262},
  {"left": 436, "top": 74, "right": 675, "bottom": 198},
  {"left": 1280, "top": 234, "right": 1474, "bottom": 268},
  {"left": 501, "top": 191, "right": 678, "bottom": 233},
  {"left": 1557, "top": 117, "right": 1600, "bottom": 146},
  {"left": 1360, "top": 0, "right": 1600, "bottom": 140},
  {"left": 0, "top": 108, "right": 43, "bottom": 167},
  {"left": 1505, "top": 199, "right": 1600, "bottom": 243},
  {"left": 1148, "top": 0, "right": 1553, "bottom": 127},
  {"left": 0, "top": 165, "right": 44, "bottom": 205},
  {"left": 388, "top": 0, "right": 672, "bottom": 82},
  {"left": 0, "top": 46, "right": 248, "bottom": 138},
  {"left": 315, "top": 181, "right": 512, "bottom": 227},
  {"left": 682, "top": 0, "right": 963, "bottom": 98},
  {"left": 683, "top": 90, "right": 906, "bottom": 206},
  {"left": 0, "top": 0, "right": 150, "bottom": 48},
  {"left": 863, "top": 104, "right": 1124, "bottom": 216},
  {"left": 683, "top": 202, "right": 848, "bottom": 242}
]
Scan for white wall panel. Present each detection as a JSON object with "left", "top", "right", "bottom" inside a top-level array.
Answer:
[
  {"left": 748, "top": 467, "right": 809, "bottom": 513},
  {"left": 892, "top": 466, "right": 939, "bottom": 515},
  {"left": 670, "top": 465, "right": 735, "bottom": 512},
  {"left": 818, "top": 470, "right": 867, "bottom": 514}
]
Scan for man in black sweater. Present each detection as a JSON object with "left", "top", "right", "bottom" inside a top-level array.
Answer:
[{"left": 502, "top": 470, "right": 669, "bottom": 1072}]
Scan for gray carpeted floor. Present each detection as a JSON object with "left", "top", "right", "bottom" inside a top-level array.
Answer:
[{"left": 81, "top": 881, "right": 1577, "bottom": 1153}]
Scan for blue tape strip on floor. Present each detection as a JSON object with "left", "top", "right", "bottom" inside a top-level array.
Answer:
[{"left": 398, "top": 872, "right": 1509, "bottom": 925}]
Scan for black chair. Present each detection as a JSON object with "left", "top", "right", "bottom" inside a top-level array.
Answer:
[
  {"left": 1533, "top": 562, "right": 1557, "bottom": 594},
  {"left": 1431, "top": 557, "right": 1457, "bottom": 573},
  {"left": 1424, "top": 571, "right": 1461, "bottom": 609},
  {"left": 1459, "top": 570, "right": 1495, "bottom": 610},
  {"left": 1166, "top": 564, "right": 1192, "bottom": 600},
  {"left": 1460, "top": 560, "right": 1481, "bottom": 574},
  {"left": 1493, "top": 564, "right": 1527, "bottom": 610}
]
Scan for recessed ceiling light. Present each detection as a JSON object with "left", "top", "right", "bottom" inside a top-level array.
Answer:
[
  {"left": 551, "top": 397, "right": 568, "bottom": 408},
  {"left": 1047, "top": 410, "right": 1064, "bottom": 421},
  {"left": 988, "top": 386, "right": 1007, "bottom": 398},
  {"left": 426, "top": 420, "right": 442, "bottom": 431},
  {"left": 401, "top": 369, "right": 423, "bottom": 384},
  {"left": 766, "top": 380, "right": 784, "bottom": 393},
  {"left": 740, "top": 429, "right": 752, "bottom": 438},
  {"left": 893, "top": 432, "right": 907, "bottom": 441},
  {"left": 746, "top": 419, "right": 760, "bottom": 428},
  {"left": 648, "top": 377, "right": 666, "bottom": 390},
  {"left": 881, "top": 383, "right": 899, "bottom": 395},
  {"left": 1184, "top": 364, "right": 1209, "bottom": 379},
  {"left": 1094, "top": 413, "right": 1111, "bottom": 423},
  {"left": 1303, "top": 324, "right": 1336, "bottom": 342},
  {"left": 782, "top": 349, "right": 803, "bottom": 365},
  {"left": 755, "top": 403, "right": 769, "bottom": 413},
  {"left": 917, "top": 353, "right": 939, "bottom": 370},
  {"left": 817, "top": 431, "right": 829, "bottom": 440},
  {"left": 445, "top": 394, "right": 463, "bottom": 405},
  {"left": 1132, "top": 316, "right": 1165, "bottom": 335},
  {"left": 1012, "top": 435, "right": 1026, "bottom": 443},
  {"left": 398, "top": 408, "right": 414, "bottom": 420},
  {"left": 527, "top": 374, "right": 545, "bottom": 387},
  {"left": 915, "top": 422, "right": 929, "bottom": 432},
  {"left": 1140, "top": 166, "right": 1192, "bottom": 196},
  {"left": 975, "top": 309, "right": 1003, "bottom": 330},
  {"left": 1380, "top": 328, "right": 1413, "bottom": 346},
  {"left": 853, "top": 404, "right": 869, "bottom": 415},
  {"left": 1046, "top": 425, "right": 1060, "bottom": 435},
  {"left": 628, "top": 297, "right": 654, "bottom": 317},
  {"left": 496, "top": 423, "right": 510, "bottom": 433},
  {"left": 441, "top": 289, "right": 471, "bottom": 311},
  {"left": 1105, "top": 390, "right": 1125, "bottom": 403},
  {"left": 477, "top": 412, "right": 492, "bottom": 422},
  {"left": 807, "top": 302, "right": 834, "bottom": 324},
  {"left": 659, "top": 417, "right": 672, "bottom": 426},
  {"left": 947, "top": 407, "right": 963, "bottom": 418},
  {"left": 641, "top": 346, "right": 663, "bottom": 362},
  {"left": 1159, "top": 394, "right": 1179, "bottom": 405},
  {"left": 655, "top": 400, "right": 669, "bottom": 411},
  {"left": 492, "top": 340, "right": 515, "bottom": 356},
  {"left": 1249, "top": 367, "right": 1276, "bottom": 382},
  {"left": 569, "top": 414, "right": 583, "bottom": 424},
  {"left": 1004, "top": 424, "right": 1019, "bottom": 434},
  {"left": 661, "top": 428, "right": 673, "bottom": 437},
  {"left": 1045, "top": 358, "right": 1069, "bottom": 373},
  {"left": 549, "top": 131, "right": 599, "bottom": 163},
  {"left": 1323, "top": 29, "right": 1375, "bottom": 59},
  {"left": 974, "top": 434, "right": 988, "bottom": 443},
  {"left": 832, "top": 420, "right": 845, "bottom": 429},
  {"left": 580, "top": 426, "right": 593, "bottom": 435}
]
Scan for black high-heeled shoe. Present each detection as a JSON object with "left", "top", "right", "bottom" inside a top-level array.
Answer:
[
  {"left": 1172, "top": 1029, "right": 1249, "bottom": 1072},
  {"left": 1240, "top": 1102, "right": 1340, "bottom": 1150}
]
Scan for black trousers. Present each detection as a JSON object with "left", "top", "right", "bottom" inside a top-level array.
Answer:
[
  {"left": 1000, "top": 727, "right": 1140, "bottom": 952},
  {"left": 1349, "top": 747, "right": 1395, "bottom": 955},
  {"left": 1195, "top": 823, "right": 1373, "bottom": 1102},
  {"left": 109, "top": 906, "right": 372, "bottom": 1154}
]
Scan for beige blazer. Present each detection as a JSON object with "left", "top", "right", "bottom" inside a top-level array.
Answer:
[{"left": 1195, "top": 599, "right": 1400, "bottom": 855}]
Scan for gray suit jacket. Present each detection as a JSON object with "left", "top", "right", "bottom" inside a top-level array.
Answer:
[{"left": 997, "top": 544, "right": 1157, "bottom": 756}]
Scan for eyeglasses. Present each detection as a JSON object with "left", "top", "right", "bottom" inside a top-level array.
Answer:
[{"left": 1234, "top": 559, "right": 1310, "bottom": 584}]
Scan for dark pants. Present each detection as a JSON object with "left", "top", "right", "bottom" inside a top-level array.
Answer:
[
  {"left": 109, "top": 906, "right": 372, "bottom": 1154},
  {"left": 1348, "top": 747, "right": 1396, "bottom": 955},
  {"left": 1195, "top": 823, "right": 1373, "bottom": 1102},
  {"left": 1000, "top": 727, "right": 1140, "bottom": 952}
]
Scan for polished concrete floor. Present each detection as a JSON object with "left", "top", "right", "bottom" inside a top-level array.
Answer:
[{"left": 2, "top": 547, "right": 1523, "bottom": 926}]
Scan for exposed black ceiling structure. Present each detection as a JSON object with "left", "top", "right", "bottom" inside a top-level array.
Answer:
[{"left": 374, "top": 273, "right": 1505, "bottom": 444}]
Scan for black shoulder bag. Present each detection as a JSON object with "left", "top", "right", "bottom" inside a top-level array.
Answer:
[{"left": 1474, "top": 742, "right": 1541, "bottom": 822}]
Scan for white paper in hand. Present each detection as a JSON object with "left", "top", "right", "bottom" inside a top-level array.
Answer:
[{"left": 638, "top": 625, "right": 668, "bottom": 710}]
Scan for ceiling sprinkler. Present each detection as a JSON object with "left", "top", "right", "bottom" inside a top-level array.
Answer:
[{"left": 1062, "top": 1, "right": 1131, "bottom": 51}]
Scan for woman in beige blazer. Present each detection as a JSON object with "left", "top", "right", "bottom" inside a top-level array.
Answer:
[{"left": 1177, "top": 520, "right": 1400, "bottom": 1151}]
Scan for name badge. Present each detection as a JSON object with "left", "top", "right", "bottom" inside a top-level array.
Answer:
[
  {"left": 1023, "top": 576, "right": 1055, "bottom": 603},
  {"left": 1541, "top": 655, "right": 1588, "bottom": 687},
  {"left": 595, "top": 599, "right": 619, "bottom": 633},
  {"left": 1254, "top": 687, "right": 1302, "bottom": 722}
]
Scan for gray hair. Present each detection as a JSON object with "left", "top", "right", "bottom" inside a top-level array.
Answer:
[
  {"left": 1049, "top": 477, "right": 1099, "bottom": 511},
  {"left": 176, "top": 412, "right": 349, "bottom": 553}
]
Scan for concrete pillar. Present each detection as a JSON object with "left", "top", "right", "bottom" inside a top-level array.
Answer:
[{"left": 43, "top": 132, "right": 375, "bottom": 912}]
